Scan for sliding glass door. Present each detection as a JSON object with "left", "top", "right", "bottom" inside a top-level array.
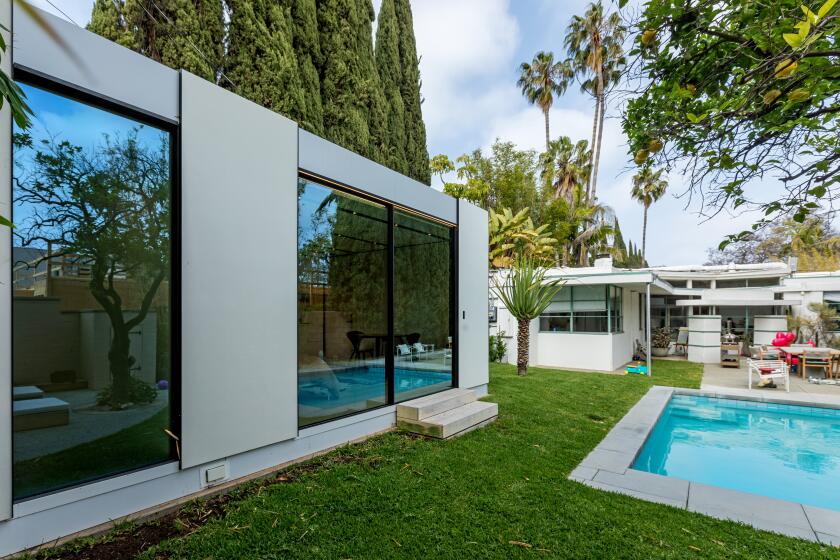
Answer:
[
  {"left": 394, "top": 211, "right": 454, "bottom": 401},
  {"left": 297, "top": 176, "right": 455, "bottom": 427}
]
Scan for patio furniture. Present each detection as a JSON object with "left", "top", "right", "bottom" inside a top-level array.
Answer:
[
  {"left": 747, "top": 359, "right": 789, "bottom": 392},
  {"left": 13, "top": 397, "right": 70, "bottom": 431},
  {"left": 347, "top": 331, "right": 373, "bottom": 360},
  {"left": 721, "top": 342, "right": 740, "bottom": 368},
  {"left": 13, "top": 386, "right": 44, "bottom": 401},
  {"left": 674, "top": 328, "right": 688, "bottom": 355},
  {"left": 802, "top": 350, "right": 832, "bottom": 379},
  {"left": 760, "top": 346, "right": 782, "bottom": 360},
  {"left": 412, "top": 342, "right": 434, "bottom": 360},
  {"left": 396, "top": 344, "right": 414, "bottom": 361}
]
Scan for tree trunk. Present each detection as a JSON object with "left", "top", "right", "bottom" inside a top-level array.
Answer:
[
  {"left": 586, "top": 95, "right": 599, "bottom": 202},
  {"left": 517, "top": 317, "right": 530, "bottom": 376},
  {"left": 108, "top": 326, "right": 132, "bottom": 404},
  {"left": 591, "top": 71, "right": 606, "bottom": 203},
  {"left": 544, "top": 108, "right": 550, "bottom": 153},
  {"left": 642, "top": 205, "right": 648, "bottom": 264}
]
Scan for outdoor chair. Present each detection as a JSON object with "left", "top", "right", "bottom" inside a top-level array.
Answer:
[
  {"left": 802, "top": 350, "right": 832, "bottom": 379},
  {"left": 674, "top": 327, "right": 688, "bottom": 355},
  {"left": 396, "top": 343, "right": 414, "bottom": 362},
  {"left": 747, "top": 359, "right": 789, "bottom": 392},
  {"left": 347, "top": 331, "right": 373, "bottom": 361},
  {"left": 760, "top": 346, "right": 782, "bottom": 360},
  {"left": 412, "top": 341, "right": 434, "bottom": 359}
]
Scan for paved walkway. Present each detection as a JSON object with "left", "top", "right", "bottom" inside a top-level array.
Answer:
[{"left": 701, "top": 359, "right": 840, "bottom": 396}]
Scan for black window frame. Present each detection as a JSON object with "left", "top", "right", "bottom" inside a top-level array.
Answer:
[
  {"left": 10, "top": 68, "right": 182, "bottom": 502},
  {"left": 296, "top": 171, "right": 458, "bottom": 428}
]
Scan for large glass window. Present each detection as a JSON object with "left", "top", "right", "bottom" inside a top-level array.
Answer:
[
  {"left": 539, "top": 285, "right": 623, "bottom": 333},
  {"left": 394, "top": 211, "right": 453, "bottom": 402},
  {"left": 297, "top": 179, "right": 456, "bottom": 424},
  {"left": 12, "top": 83, "right": 174, "bottom": 500},
  {"left": 297, "top": 179, "right": 388, "bottom": 426}
]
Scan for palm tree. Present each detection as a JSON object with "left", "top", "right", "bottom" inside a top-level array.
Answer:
[
  {"left": 488, "top": 207, "right": 556, "bottom": 268},
  {"left": 631, "top": 167, "right": 668, "bottom": 263},
  {"left": 543, "top": 183, "right": 616, "bottom": 266},
  {"left": 517, "top": 51, "right": 573, "bottom": 151},
  {"left": 492, "top": 258, "right": 563, "bottom": 376},
  {"left": 540, "top": 136, "right": 591, "bottom": 200},
  {"left": 565, "top": 1, "right": 626, "bottom": 203}
]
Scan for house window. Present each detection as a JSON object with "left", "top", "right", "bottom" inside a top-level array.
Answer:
[
  {"left": 692, "top": 280, "right": 711, "bottom": 289},
  {"left": 297, "top": 179, "right": 388, "bottom": 426},
  {"left": 297, "top": 177, "right": 456, "bottom": 426},
  {"left": 747, "top": 277, "right": 780, "bottom": 287},
  {"left": 716, "top": 279, "right": 748, "bottom": 288},
  {"left": 539, "top": 285, "right": 623, "bottom": 333},
  {"left": 668, "top": 279, "right": 687, "bottom": 288},
  {"left": 12, "top": 82, "right": 175, "bottom": 500},
  {"left": 394, "top": 211, "right": 454, "bottom": 402}
]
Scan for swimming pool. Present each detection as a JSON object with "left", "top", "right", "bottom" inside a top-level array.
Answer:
[{"left": 633, "top": 394, "right": 840, "bottom": 511}]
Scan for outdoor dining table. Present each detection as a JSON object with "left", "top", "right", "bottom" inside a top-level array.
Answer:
[{"left": 777, "top": 346, "right": 840, "bottom": 378}]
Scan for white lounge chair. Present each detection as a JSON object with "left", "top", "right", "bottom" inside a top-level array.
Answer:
[
  {"left": 412, "top": 342, "right": 434, "bottom": 360},
  {"left": 674, "top": 327, "right": 688, "bottom": 355},
  {"left": 396, "top": 344, "right": 414, "bottom": 362},
  {"left": 747, "top": 359, "right": 789, "bottom": 392}
]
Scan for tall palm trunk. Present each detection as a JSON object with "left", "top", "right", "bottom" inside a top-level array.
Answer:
[
  {"left": 543, "top": 108, "right": 551, "bottom": 152},
  {"left": 590, "top": 67, "right": 605, "bottom": 203},
  {"left": 517, "top": 318, "right": 530, "bottom": 376},
  {"left": 586, "top": 96, "right": 599, "bottom": 201},
  {"left": 641, "top": 204, "right": 649, "bottom": 263}
]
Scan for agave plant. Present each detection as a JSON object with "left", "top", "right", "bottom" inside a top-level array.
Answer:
[
  {"left": 492, "top": 258, "right": 563, "bottom": 375},
  {"left": 488, "top": 207, "right": 556, "bottom": 268}
]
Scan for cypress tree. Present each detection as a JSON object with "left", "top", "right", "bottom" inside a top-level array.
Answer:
[
  {"left": 394, "top": 0, "right": 430, "bottom": 184},
  {"left": 355, "top": 0, "right": 389, "bottom": 166},
  {"left": 225, "top": 0, "right": 307, "bottom": 122},
  {"left": 87, "top": 0, "right": 135, "bottom": 49},
  {"left": 88, "top": 0, "right": 224, "bottom": 82},
  {"left": 374, "top": 0, "right": 408, "bottom": 176},
  {"left": 317, "top": 0, "right": 371, "bottom": 157},
  {"left": 286, "top": 0, "right": 325, "bottom": 135}
]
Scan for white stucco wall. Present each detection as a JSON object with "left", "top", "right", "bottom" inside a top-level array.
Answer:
[{"left": 0, "top": 0, "right": 11, "bottom": 523}]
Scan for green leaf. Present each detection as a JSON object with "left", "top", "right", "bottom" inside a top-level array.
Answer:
[
  {"left": 818, "top": 0, "right": 837, "bottom": 18},
  {"left": 809, "top": 185, "right": 827, "bottom": 197},
  {"left": 0, "top": 215, "right": 12, "bottom": 229},
  {"left": 783, "top": 33, "right": 802, "bottom": 48},
  {"left": 801, "top": 5, "right": 818, "bottom": 23}
]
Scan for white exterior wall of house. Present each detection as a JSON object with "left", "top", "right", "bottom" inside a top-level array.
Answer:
[{"left": 0, "top": 7, "right": 488, "bottom": 556}]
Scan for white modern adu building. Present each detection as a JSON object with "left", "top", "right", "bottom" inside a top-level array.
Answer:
[
  {"left": 0, "top": 4, "right": 489, "bottom": 556},
  {"left": 492, "top": 255, "right": 840, "bottom": 372}
]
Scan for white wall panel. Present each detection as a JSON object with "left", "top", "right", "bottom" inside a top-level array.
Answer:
[
  {"left": 13, "top": 5, "right": 179, "bottom": 122},
  {"left": 0, "top": 0, "right": 12, "bottom": 522},
  {"left": 457, "top": 200, "right": 489, "bottom": 388},
  {"left": 180, "top": 72, "right": 298, "bottom": 468}
]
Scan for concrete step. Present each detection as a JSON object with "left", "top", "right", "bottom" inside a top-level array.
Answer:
[
  {"left": 396, "top": 388, "right": 476, "bottom": 421},
  {"left": 398, "top": 400, "right": 498, "bottom": 439}
]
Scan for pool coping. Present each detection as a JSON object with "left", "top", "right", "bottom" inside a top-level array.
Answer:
[{"left": 569, "top": 385, "right": 840, "bottom": 545}]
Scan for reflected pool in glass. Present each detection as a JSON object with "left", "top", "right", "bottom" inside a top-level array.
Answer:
[{"left": 633, "top": 395, "right": 840, "bottom": 511}]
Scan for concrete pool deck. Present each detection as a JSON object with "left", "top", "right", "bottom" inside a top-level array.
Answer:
[{"left": 569, "top": 385, "right": 840, "bottom": 545}]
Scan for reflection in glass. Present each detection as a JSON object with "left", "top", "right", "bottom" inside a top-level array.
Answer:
[
  {"left": 12, "top": 84, "right": 173, "bottom": 499},
  {"left": 394, "top": 211, "right": 453, "bottom": 401},
  {"left": 297, "top": 179, "right": 388, "bottom": 426}
]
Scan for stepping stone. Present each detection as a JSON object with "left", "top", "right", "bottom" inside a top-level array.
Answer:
[
  {"left": 13, "top": 386, "right": 44, "bottom": 401},
  {"left": 13, "top": 397, "right": 70, "bottom": 431},
  {"left": 396, "top": 388, "right": 476, "bottom": 421},
  {"left": 398, "top": 400, "right": 498, "bottom": 439}
]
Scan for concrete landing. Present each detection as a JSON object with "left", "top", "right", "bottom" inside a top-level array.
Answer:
[{"left": 397, "top": 389, "right": 498, "bottom": 439}]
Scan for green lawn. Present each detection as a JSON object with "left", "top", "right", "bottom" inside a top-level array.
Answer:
[{"left": 122, "top": 360, "right": 839, "bottom": 559}]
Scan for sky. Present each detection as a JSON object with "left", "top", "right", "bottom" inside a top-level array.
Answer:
[{"left": 29, "top": 0, "right": 768, "bottom": 266}]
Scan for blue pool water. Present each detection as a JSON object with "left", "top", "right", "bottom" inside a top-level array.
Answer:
[
  {"left": 298, "top": 366, "right": 451, "bottom": 408},
  {"left": 633, "top": 395, "right": 840, "bottom": 511}
]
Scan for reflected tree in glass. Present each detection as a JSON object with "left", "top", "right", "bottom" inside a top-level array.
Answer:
[{"left": 13, "top": 128, "right": 171, "bottom": 407}]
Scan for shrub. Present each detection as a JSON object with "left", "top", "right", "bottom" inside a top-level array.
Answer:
[
  {"left": 97, "top": 376, "right": 158, "bottom": 408},
  {"left": 489, "top": 331, "right": 508, "bottom": 362},
  {"left": 651, "top": 327, "right": 671, "bottom": 349}
]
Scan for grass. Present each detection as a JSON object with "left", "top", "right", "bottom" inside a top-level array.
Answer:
[
  {"left": 14, "top": 408, "right": 171, "bottom": 500},
  {"left": 122, "top": 360, "right": 839, "bottom": 559}
]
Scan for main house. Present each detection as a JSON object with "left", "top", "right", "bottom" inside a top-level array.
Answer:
[
  {"left": 0, "top": 4, "right": 489, "bottom": 556},
  {"left": 492, "top": 255, "right": 840, "bottom": 372}
]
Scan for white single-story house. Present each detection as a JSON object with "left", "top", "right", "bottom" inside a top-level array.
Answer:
[
  {"left": 0, "top": 4, "right": 489, "bottom": 557},
  {"left": 491, "top": 255, "right": 840, "bottom": 372}
]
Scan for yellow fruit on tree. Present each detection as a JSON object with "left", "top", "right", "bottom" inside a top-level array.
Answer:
[
  {"left": 685, "top": 84, "right": 696, "bottom": 96},
  {"left": 641, "top": 29, "right": 657, "bottom": 45},
  {"left": 774, "top": 59, "right": 797, "bottom": 78},
  {"left": 763, "top": 89, "right": 782, "bottom": 104},
  {"left": 634, "top": 149, "right": 649, "bottom": 165},
  {"left": 648, "top": 139, "right": 663, "bottom": 153},
  {"left": 787, "top": 88, "right": 810, "bottom": 102}
]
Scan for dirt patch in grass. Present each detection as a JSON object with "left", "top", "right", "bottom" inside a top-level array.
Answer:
[{"left": 32, "top": 451, "right": 375, "bottom": 560}]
